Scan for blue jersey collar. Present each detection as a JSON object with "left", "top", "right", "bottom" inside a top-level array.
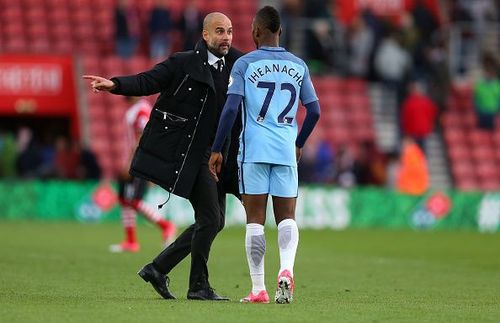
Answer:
[{"left": 258, "top": 46, "right": 285, "bottom": 52}]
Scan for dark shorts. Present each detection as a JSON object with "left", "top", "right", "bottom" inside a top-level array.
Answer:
[{"left": 118, "top": 177, "right": 147, "bottom": 201}]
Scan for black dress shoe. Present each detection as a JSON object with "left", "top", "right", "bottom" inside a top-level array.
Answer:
[
  {"left": 187, "top": 287, "right": 230, "bottom": 301},
  {"left": 137, "top": 263, "right": 176, "bottom": 299}
]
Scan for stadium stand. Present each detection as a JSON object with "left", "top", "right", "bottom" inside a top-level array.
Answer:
[
  {"left": 0, "top": 0, "right": 258, "bottom": 177},
  {"left": 442, "top": 82, "right": 500, "bottom": 191}
]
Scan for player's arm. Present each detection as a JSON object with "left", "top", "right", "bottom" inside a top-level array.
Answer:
[
  {"left": 295, "top": 100, "right": 320, "bottom": 162},
  {"left": 295, "top": 62, "right": 321, "bottom": 162},
  {"left": 209, "top": 94, "right": 243, "bottom": 181}
]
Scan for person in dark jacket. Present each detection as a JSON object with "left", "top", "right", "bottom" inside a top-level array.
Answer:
[{"left": 83, "top": 12, "right": 241, "bottom": 301}]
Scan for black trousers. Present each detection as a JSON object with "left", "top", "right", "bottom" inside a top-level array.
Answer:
[{"left": 152, "top": 155, "right": 226, "bottom": 291}]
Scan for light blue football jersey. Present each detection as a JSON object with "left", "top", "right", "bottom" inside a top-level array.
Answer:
[{"left": 228, "top": 46, "right": 318, "bottom": 166}]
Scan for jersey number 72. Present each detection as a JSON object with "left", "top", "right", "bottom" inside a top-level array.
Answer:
[{"left": 256, "top": 81, "right": 296, "bottom": 124}]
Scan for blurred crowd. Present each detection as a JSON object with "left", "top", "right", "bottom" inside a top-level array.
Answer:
[
  {"left": 113, "top": 0, "right": 203, "bottom": 60},
  {"left": 0, "top": 0, "right": 498, "bottom": 191},
  {"left": 288, "top": 0, "right": 499, "bottom": 191},
  {"left": 0, "top": 127, "right": 101, "bottom": 180},
  {"left": 298, "top": 134, "right": 430, "bottom": 195}
]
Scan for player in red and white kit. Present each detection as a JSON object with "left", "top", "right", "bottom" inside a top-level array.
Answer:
[{"left": 110, "top": 96, "right": 176, "bottom": 253}]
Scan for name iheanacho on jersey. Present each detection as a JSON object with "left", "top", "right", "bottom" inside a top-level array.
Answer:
[{"left": 247, "top": 63, "right": 304, "bottom": 86}]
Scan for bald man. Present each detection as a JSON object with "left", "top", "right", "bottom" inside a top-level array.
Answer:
[{"left": 83, "top": 12, "right": 242, "bottom": 300}]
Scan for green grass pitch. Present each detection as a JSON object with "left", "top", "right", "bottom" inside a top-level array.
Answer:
[{"left": 0, "top": 221, "right": 499, "bottom": 322}]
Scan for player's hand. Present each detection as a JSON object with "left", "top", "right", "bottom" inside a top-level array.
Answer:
[
  {"left": 209, "top": 152, "right": 223, "bottom": 182},
  {"left": 296, "top": 147, "right": 303, "bottom": 163},
  {"left": 82, "top": 75, "right": 116, "bottom": 93}
]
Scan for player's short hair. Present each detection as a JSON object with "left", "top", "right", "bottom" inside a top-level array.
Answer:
[{"left": 255, "top": 6, "right": 280, "bottom": 33}]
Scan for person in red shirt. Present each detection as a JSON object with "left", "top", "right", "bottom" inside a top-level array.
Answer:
[
  {"left": 110, "top": 97, "right": 176, "bottom": 253},
  {"left": 400, "top": 81, "right": 438, "bottom": 153}
]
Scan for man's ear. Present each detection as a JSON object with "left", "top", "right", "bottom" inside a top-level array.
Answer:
[
  {"left": 279, "top": 26, "right": 282, "bottom": 37},
  {"left": 202, "top": 29, "right": 209, "bottom": 41},
  {"left": 254, "top": 26, "right": 261, "bottom": 39}
]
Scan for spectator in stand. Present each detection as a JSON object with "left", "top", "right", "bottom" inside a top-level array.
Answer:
[
  {"left": 399, "top": 13, "right": 419, "bottom": 60},
  {"left": 411, "top": 0, "right": 439, "bottom": 48},
  {"left": 54, "top": 136, "right": 80, "bottom": 179},
  {"left": 114, "top": 0, "right": 141, "bottom": 58},
  {"left": 400, "top": 81, "right": 438, "bottom": 153},
  {"left": 347, "top": 15, "right": 374, "bottom": 78},
  {"left": 314, "top": 139, "right": 335, "bottom": 183},
  {"left": 426, "top": 31, "right": 450, "bottom": 110},
  {"left": 374, "top": 29, "right": 411, "bottom": 107},
  {"left": 77, "top": 142, "right": 102, "bottom": 180},
  {"left": 385, "top": 150, "right": 400, "bottom": 190},
  {"left": 353, "top": 140, "right": 386, "bottom": 186},
  {"left": 449, "top": 0, "right": 474, "bottom": 74},
  {"left": 16, "top": 127, "right": 43, "bottom": 179},
  {"left": 474, "top": 53, "right": 500, "bottom": 130},
  {"left": 179, "top": 0, "right": 204, "bottom": 51},
  {"left": 280, "top": 0, "right": 302, "bottom": 51},
  {"left": 303, "top": 0, "right": 336, "bottom": 73},
  {"left": 0, "top": 129, "right": 17, "bottom": 178},
  {"left": 360, "top": 9, "right": 384, "bottom": 81},
  {"left": 149, "top": 0, "right": 172, "bottom": 60},
  {"left": 396, "top": 137, "right": 429, "bottom": 195},
  {"left": 334, "top": 144, "right": 355, "bottom": 188},
  {"left": 297, "top": 143, "right": 316, "bottom": 183},
  {"left": 411, "top": 0, "right": 440, "bottom": 83}
]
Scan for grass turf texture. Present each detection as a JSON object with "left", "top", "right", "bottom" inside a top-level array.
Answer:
[{"left": 0, "top": 222, "right": 499, "bottom": 322}]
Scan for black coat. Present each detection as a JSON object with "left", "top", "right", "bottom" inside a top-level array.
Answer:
[{"left": 110, "top": 41, "right": 242, "bottom": 198}]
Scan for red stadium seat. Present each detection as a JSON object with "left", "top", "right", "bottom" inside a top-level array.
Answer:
[
  {"left": 455, "top": 177, "right": 478, "bottom": 191},
  {"left": 75, "top": 25, "right": 94, "bottom": 41},
  {"left": 126, "top": 56, "right": 152, "bottom": 74},
  {"left": 492, "top": 130, "right": 500, "bottom": 146},
  {"left": 73, "top": 7, "right": 93, "bottom": 19},
  {"left": 475, "top": 162, "right": 498, "bottom": 180},
  {"left": 4, "top": 38, "right": 28, "bottom": 53},
  {"left": 325, "top": 126, "right": 352, "bottom": 147},
  {"left": 30, "top": 38, "right": 52, "bottom": 53},
  {"left": 46, "top": 0, "right": 69, "bottom": 8},
  {"left": 345, "top": 95, "right": 370, "bottom": 109},
  {"left": 353, "top": 127, "right": 375, "bottom": 142},
  {"left": 349, "top": 108, "right": 372, "bottom": 126},
  {"left": 444, "top": 128, "right": 466, "bottom": 146},
  {"left": 82, "top": 56, "right": 101, "bottom": 74},
  {"left": 448, "top": 145, "right": 471, "bottom": 163},
  {"left": 441, "top": 112, "right": 462, "bottom": 129},
  {"left": 344, "top": 78, "right": 367, "bottom": 93},
  {"left": 313, "top": 77, "right": 343, "bottom": 93},
  {"left": 48, "top": 9, "right": 70, "bottom": 24},
  {"left": 462, "top": 112, "right": 477, "bottom": 129},
  {"left": 27, "top": 24, "right": 49, "bottom": 39},
  {"left": 102, "top": 56, "right": 125, "bottom": 74},
  {"left": 53, "top": 39, "right": 74, "bottom": 53},
  {"left": 51, "top": 23, "right": 72, "bottom": 41},
  {"left": 467, "top": 129, "right": 493, "bottom": 146},
  {"left": 2, "top": 7, "right": 23, "bottom": 22},
  {"left": 471, "top": 145, "right": 495, "bottom": 161},
  {"left": 478, "top": 179, "right": 500, "bottom": 191},
  {"left": 3, "top": 22, "right": 24, "bottom": 38},
  {"left": 451, "top": 161, "right": 475, "bottom": 179}
]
